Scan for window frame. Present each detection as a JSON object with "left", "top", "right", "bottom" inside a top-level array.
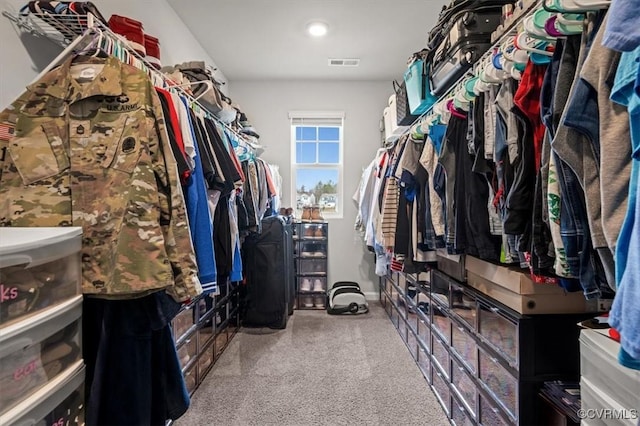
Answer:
[{"left": 289, "top": 112, "right": 345, "bottom": 220}]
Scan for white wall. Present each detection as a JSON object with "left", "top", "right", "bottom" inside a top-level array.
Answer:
[
  {"left": 230, "top": 80, "right": 388, "bottom": 298},
  {"left": 0, "top": 0, "right": 228, "bottom": 107}
]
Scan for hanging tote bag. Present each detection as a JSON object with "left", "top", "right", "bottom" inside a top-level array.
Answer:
[
  {"left": 404, "top": 58, "right": 437, "bottom": 115},
  {"left": 393, "top": 80, "right": 419, "bottom": 126}
]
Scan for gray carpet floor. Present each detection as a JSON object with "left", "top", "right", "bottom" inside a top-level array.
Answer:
[{"left": 177, "top": 302, "right": 449, "bottom": 426}]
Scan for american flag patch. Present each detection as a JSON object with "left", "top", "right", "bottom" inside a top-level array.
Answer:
[{"left": 0, "top": 123, "right": 15, "bottom": 141}]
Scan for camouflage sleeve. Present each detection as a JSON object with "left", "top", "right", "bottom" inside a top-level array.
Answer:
[
  {"left": 0, "top": 91, "right": 30, "bottom": 205},
  {"left": 147, "top": 81, "right": 202, "bottom": 302}
]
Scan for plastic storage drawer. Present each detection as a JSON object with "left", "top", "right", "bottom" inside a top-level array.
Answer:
[
  {"left": 0, "top": 228, "right": 81, "bottom": 329},
  {"left": 298, "top": 259, "right": 326, "bottom": 275},
  {"left": 451, "top": 358, "right": 476, "bottom": 418},
  {"left": 406, "top": 328, "right": 418, "bottom": 361},
  {"left": 452, "top": 323, "right": 477, "bottom": 374},
  {"left": 0, "top": 296, "right": 82, "bottom": 415},
  {"left": 0, "top": 361, "right": 84, "bottom": 426},
  {"left": 452, "top": 393, "right": 475, "bottom": 426},
  {"left": 198, "top": 339, "right": 215, "bottom": 379},
  {"left": 432, "top": 333, "right": 451, "bottom": 379},
  {"left": 581, "top": 377, "right": 637, "bottom": 426},
  {"left": 183, "top": 362, "right": 197, "bottom": 396},
  {"left": 177, "top": 334, "right": 197, "bottom": 371},
  {"left": 478, "top": 302, "right": 518, "bottom": 366},
  {"left": 579, "top": 330, "right": 640, "bottom": 413},
  {"left": 172, "top": 303, "right": 196, "bottom": 343},
  {"left": 417, "top": 345, "right": 431, "bottom": 382},
  {"left": 432, "top": 363, "right": 451, "bottom": 417},
  {"left": 479, "top": 348, "right": 518, "bottom": 421},
  {"left": 431, "top": 303, "right": 451, "bottom": 344},
  {"left": 480, "top": 393, "right": 510, "bottom": 426}
]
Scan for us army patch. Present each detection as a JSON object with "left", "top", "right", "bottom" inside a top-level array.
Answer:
[
  {"left": 0, "top": 123, "right": 15, "bottom": 141},
  {"left": 104, "top": 93, "right": 139, "bottom": 112}
]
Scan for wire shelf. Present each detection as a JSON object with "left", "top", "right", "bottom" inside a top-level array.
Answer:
[
  {"left": 2, "top": 10, "right": 97, "bottom": 47},
  {"left": 3, "top": 9, "right": 264, "bottom": 154}
]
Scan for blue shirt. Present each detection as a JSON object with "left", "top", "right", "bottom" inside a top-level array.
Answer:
[
  {"left": 180, "top": 98, "right": 218, "bottom": 292},
  {"left": 429, "top": 124, "right": 447, "bottom": 155},
  {"left": 610, "top": 47, "right": 640, "bottom": 367},
  {"left": 611, "top": 48, "right": 640, "bottom": 285},
  {"left": 602, "top": 0, "right": 640, "bottom": 52}
]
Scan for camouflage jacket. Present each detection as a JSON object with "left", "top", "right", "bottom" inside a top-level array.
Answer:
[{"left": 0, "top": 56, "right": 202, "bottom": 301}]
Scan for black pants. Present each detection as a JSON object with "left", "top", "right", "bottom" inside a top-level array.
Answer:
[
  {"left": 83, "top": 292, "right": 189, "bottom": 426},
  {"left": 444, "top": 114, "right": 501, "bottom": 260}
]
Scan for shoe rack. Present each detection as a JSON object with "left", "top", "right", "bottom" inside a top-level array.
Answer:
[{"left": 293, "top": 221, "right": 329, "bottom": 310}]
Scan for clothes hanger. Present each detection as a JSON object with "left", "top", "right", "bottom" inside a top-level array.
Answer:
[
  {"left": 410, "top": 123, "right": 425, "bottom": 139},
  {"left": 554, "top": 13, "right": 585, "bottom": 34},
  {"left": 524, "top": 14, "right": 557, "bottom": 40},
  {"left": 501, "top": 56, "right": 523, "bottom": 80},
  {"left": 172, "top": 80, "right": 215, "bottom": 103},
  {"left": 543, "top": 0, "right": 586, "bottom": 13},
  {"left": 532, "top": 8, "right": 557, "bottom": 33},
  {"left": 544, "top": 16, "right": 565, "bottom": 37},
  {"left": 572, "top": 0, "right": 610, "bottom": 9},
  {"left": 473, "top": 76, "right": 488, "bottom": 94},
  {"left": 501, "top": 39, "right": 530, "bottom": 67},
  {"left": 453, "top": 90, "right": 471, "bottom": 111},
  {"left": 465, "top": 77, "right": 479, "bottom": 98},
  {"left": 515, "top": 32, "right": 555, "bottom": 56},
  {"left": 73, "top": 29, "right": 105, "bottom": 57},
  {"left": 479, "top": 65, "right": 504, "bottom": 84}
]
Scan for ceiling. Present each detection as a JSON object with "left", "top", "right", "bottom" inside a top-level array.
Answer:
[{"left": 166, "top": 0, "right": 449, "bottom": 82}]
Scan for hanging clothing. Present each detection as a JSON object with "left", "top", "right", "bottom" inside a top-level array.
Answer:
[
  {"left": 609, "top": 45, "right": 640, "bottom": 369},
  {"left": 579, "top": 14, "right": 632, "bottom": 256},
  {"left": 602, "top": 0, "right": 640, "bottom": 51},
  {"left": 0, "top": 55, "right": 201, "bottom": 301},
  {"left": 171, "top": 92, "right": 196, "bottom": 169},
  {"left": 83, "top": 293, "right": 189, "bottom": 426},
  {"left": 156, "top": 88, "right": 191, "bottom": 183},
  {"left": 240, "top": 161, "right": 260, "bottom": 232},
  {"left": 228, "top": 192, "right": 243, "bottom": 282},
  {"left": 177, "top": 97, "right": 217, "bottom": 292}
]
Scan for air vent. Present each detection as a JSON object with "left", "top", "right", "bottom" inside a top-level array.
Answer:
[{"left": 328, "top": 58, "right": 360, "bottom": 67}]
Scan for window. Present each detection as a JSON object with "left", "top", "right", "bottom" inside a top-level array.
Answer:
[{"left": 289, "top": 111, "right": 344, "bottom": 219}]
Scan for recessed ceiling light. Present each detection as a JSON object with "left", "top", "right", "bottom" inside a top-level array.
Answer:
[{"left": 307, "top": 22, "right": 328, "bottom": 37}]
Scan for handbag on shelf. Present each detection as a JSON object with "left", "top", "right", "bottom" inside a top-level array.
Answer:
[
  {"left": 404, "top": 52, "right": 437, "bottom": 115},
  {"left": 383, "top": 95, "right": 409, "bottom": 142},
  {"left": 393, "top": 80, "right": 419, "bottom": 126}
]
